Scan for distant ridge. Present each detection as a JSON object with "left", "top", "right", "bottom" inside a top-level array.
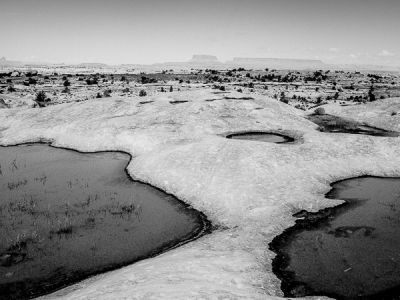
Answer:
[
  {"left": 77, "top": 63, "right": 110, "bottom": 68},
  {"left": 228, "top": 57, "right": 325, "bottom": 69},
  {"left": 0, "top": 54, "right": 398, "bottom": 72}
]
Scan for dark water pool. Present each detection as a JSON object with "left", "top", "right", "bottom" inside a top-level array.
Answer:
[
  {"left": 0, "top": 144, "right": 208, "bottom": 300},
  {"left": 226, "top": 132, "right": 294, "bottom": 143},
  {"left": 270, "top": 176, "right": 400, "bottom": 299}
]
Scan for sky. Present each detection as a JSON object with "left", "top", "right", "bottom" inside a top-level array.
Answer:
[{"left": 1, "top": 0, "right": 400, "bottom": 66}]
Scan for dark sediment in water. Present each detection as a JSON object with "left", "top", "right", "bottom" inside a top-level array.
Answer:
[
  {"left": 226, "top": 132, "right": 294, "bottom": 143},
  {"left": 270, "top": 176, "right": 400, "bottom": 299},
  {"left": 0, "top": 143, "right": 210, "bottom": 300},
  {"left": 307, "top": 114, "right": 399, "bottom": 137}
]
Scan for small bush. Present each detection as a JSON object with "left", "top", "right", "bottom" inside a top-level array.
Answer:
[
  {"left": 35, "top": 91, "right": 47, "bottom": 102},
  {"left": 86, "top": 77, "right": 98, "bottom": 85},
  {"left": 35, "top": 91, "right": 50, "bottom": 107},
  {"left": 141, "top": 76, "right": 157, "bottom": 84},
  {"left": 139, "top": 90, "right": 147, "bottom": 97},
  {"left": 28, "top": 77, "right": 37, "bottom": 85},
  {"left": 314, "top": 107, "right": 326, "bottom": 115},
  {"left": 103, "top": 89, "right": 112, "bottom": 97}
]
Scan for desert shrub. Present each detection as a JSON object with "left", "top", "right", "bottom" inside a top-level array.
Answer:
[
  {"left": 35, "top": 91, "right": 47, "bottom": 102},
  {"left": 139, "top": 89, "right": 147, "bottom": 97},
  {"left": 334, "top": 92, "right": 339, "bottom": 99},
  {"left": 86, "top": 77, "right": 98, "bottom": 85},
  {"left": 314, "top": 107, "right": 326, "bottom": 115},
  {"left": 28, "top": 77, "right": 37, "bottom": 85},
  {"left": 103, "top": 89, "right": 112, "bottom": 97},
  {"left": 141, "top": 76, "right": 157, "bottom": 84},
  {"left": 368, "top": 90, "right": 376, "bottom": 101},
  {"left": 61, "top": 87, "right": 70, "bottom": 93}
]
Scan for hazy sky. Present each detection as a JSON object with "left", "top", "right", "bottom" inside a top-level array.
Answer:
[{"left": 1, "top": 0, "right": 400, "bottom": 66}]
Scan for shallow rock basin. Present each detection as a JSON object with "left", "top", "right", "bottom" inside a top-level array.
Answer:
[
  {"left": 226, "top": 132, "right": 294, "bottom": 143},
  {"left": 270, "top": 176, "right": 400, "bottom": 299},
  {"left": 0, "top": 144, "right": 208, "bottom": 300},
  {"left": 307, "top": 114, "right": 400, "bottom": 137}
]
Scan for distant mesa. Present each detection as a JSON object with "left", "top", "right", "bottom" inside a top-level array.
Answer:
[
  {"left": 0, "top": 57, "right": 22, "bottom": 66},
  {"left": 189, "top": 55, "right": 220, "bottom": 63}
]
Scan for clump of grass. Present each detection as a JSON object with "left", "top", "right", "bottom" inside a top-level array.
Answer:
[
  {"left": 51, "top": 217, "right": 73, "bottom": 236},
  {"left": 121, "top": 203, "right": 136, "bottom": 214},
  {"left": 54, "top": 225, "right": 73, "bottom": 235},
  {"left": 10, "top": 158, "right": 18, "bottom": 171},
  {"left": 34, "top": 174, "right": 47, "bottom": 185},
  {"left": 7, "top": 231, "right": 39, "bottom": 252},
  {"left": 7, "top": 179, "right": 28, "bottom": 190}
]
